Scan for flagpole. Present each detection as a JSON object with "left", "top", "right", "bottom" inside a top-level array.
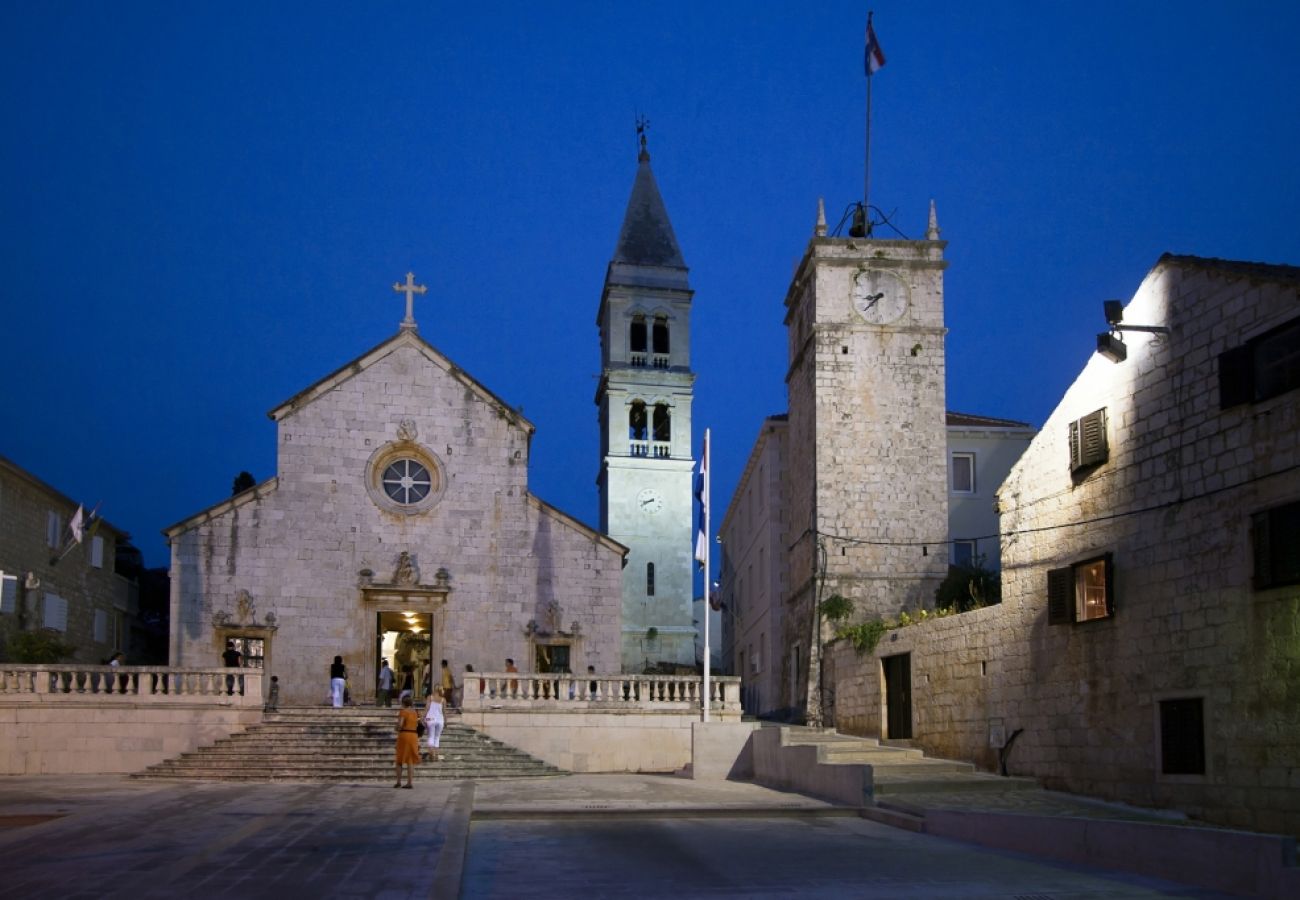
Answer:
[
  {"left": 702, "top": 427, "right": 712, "bottom": 723},
  {"left": 864, "top": 11, "right": 874, "bottom": 223}
]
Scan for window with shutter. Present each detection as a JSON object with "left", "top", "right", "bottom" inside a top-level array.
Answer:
[
  {"left": 91, "top": 535, "right": 105, "bottom": 569},
  {"left": 1219, "top": 316, "right": 1300, "bottom": 409},
  {"left": 1068, "top": 409, "right": 1109, "bottom": 473},
  {"left": 1048, "top": 554, "right": 1114, "bottom": 625},
  {"left": 0, "top": 573, "right": 16, "bottom": 615},
  {"left": 94, "top": 609, "right": 108, "bottom": 643},
  {"left": 43, "top": 594, "right": 68, "bottom": 631},
  {"left": 47, "top": 511, "right": 62, "bottom": 549},
  {"left": 1253, "top": 500, "right": 1300, "bottom": 589}
]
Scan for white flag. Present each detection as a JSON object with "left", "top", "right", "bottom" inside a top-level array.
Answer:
[{"left": 69, "top": 505, "right": 85, "bottom": 545}]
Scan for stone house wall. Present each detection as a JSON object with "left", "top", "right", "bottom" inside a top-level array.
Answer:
[{"left": 827, "top": 256, "right": 1300, "bottom": 837}]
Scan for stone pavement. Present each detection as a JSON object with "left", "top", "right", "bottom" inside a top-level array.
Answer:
[{"left": 0, "top": 774, "right": 1241, "bottom": 899}]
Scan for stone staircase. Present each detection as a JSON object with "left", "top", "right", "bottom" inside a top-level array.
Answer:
[
  {"left": 133, "top": 706, "right": 564, "bottom": 782},
  {"left": 781, "top": 729, "right": 1037, "bottom": 798}
]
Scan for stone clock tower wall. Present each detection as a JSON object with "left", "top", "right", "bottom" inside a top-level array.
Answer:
[{"left": 783, "top": 235, "right": 950, "bottom": 662}]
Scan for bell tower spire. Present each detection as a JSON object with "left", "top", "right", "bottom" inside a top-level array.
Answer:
[{"left": 595, "top": 130, "right": 697, "bottom": 672}]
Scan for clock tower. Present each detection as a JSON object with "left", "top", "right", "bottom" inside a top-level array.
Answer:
[
  {"left": 596, "top": 137, "right": 697, "bottom": 671},
  {"left": 783, "top": 200, "right": 950, "bottom": 698}
]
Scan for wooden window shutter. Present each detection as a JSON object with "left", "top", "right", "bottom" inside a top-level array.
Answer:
[
  {"left": 1218, "top": 345, "right": 1254, "bottom": 409},
  {"left": 1047, "top": 567, "right": 1074, "bottom": 625},
  {"left": 0, "top": 573, "right": 16, "bottom": 615},
  {"left": 1069, "top": 409, "right": 1109, "bottom": 472},
  {"left": 1253, "top": 509, "right": 1272, "bottom": 589}
]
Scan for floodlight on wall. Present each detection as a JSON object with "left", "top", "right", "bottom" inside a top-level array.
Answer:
[
  {"left": 1096, "top": 331, "right": 1128, "bottom": 362},
  {"left": 1095, "top": 300, "right": 1169, "bottom": 363}
]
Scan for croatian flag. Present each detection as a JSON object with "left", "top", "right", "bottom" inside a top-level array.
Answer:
[
  {"left": 694, "top": 433, "right": 709, "bottom": 568},
  {"left": 865, "top": 13, "right": 886, "bottom": 76}
]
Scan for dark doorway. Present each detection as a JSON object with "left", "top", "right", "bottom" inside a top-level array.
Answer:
[{"left": 882, "top": 653, "right": 912, "bottom": 739}]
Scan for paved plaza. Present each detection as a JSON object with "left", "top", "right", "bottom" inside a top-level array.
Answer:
[{"left": 0, "top": 774, "right": 1240, "bottom": 899}]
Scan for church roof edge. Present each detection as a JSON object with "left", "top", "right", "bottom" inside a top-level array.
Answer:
[{"left": 611, "top": 155, "right": 688, "bottom": 271}]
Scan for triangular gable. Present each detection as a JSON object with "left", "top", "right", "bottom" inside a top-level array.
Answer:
[{"left": 266, "top": 329, "right": 535, "bottom": 435}]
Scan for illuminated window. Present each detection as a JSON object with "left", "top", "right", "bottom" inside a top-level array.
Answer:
[
  {"left": 951, "top": 453, "right": 975, "bottom": 493},
  {"left": 1047, "top": 553, "right": 1113, "bottom": 624},
  {"left": 1252, "top": 500, "right": 1300, "bottom": 589}
]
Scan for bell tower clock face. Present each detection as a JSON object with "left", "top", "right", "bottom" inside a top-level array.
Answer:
[
  {"left": 852, "top": 268, "right": 909, "bottom": 324},
  {"left": 636, "top": 488, "right": 663, "bottom": 514}
]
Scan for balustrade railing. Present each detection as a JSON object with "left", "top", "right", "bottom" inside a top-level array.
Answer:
[
  {"left": 0, "top": 664, "right": 263, "bottom": 705},
  {"left": 463, "top": 672, "right": 741, "bottom": 714}
]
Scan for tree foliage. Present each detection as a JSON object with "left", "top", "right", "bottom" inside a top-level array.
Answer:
[
  {"left": 935, "top": 557, "right": 1002, "bottom": 613},
  {"left": 6, "top": 629, "right": 75, "bottom": 663},
  {"left": 232, "top": 471, "right": 256, "bottom": 495}
]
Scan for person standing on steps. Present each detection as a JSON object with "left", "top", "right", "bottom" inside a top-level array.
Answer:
[
  {"left": 329, "top": 655, "right": 347, "bottom": 708},
  {"left": 399, "top": 665, "right": 414, "bottom": 704},
  {"left": 423, "top": 686, "right": 445, "bottom": 762},
  {"left": 377, "top": 658, "right": 395, "bottom": 707},
  {"left": 393, "top": 695, "right": 420, "bottom": 788},
  {"left": 264, "top": 675, "right": 280, "bottom": 712},
  {"left": 505, "top": 657, "right": 519, "bottom": 699},
  {"left": 440, "top": 659, "right": 456, "bottom": 710}
]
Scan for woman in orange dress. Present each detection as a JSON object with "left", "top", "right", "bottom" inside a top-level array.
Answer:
[{"left": 394, "top": 695, "right": 420, "bottom": 788}]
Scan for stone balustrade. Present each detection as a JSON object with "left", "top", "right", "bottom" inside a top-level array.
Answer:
[
  {"left": 0, "top": 664, "right": 263, "bottom": 706},
  {"left": 462, "top": 672, "right": 741, "bottom": 715}
]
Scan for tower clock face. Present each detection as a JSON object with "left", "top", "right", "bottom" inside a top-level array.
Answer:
[
  {"left": 636, "top": 488, "right": 663, "bottom": 514},
  {"left": 852, "top": 269, "right": 909, "bottom": 324}
]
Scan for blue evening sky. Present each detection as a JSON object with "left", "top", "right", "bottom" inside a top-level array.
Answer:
[{"left": 2, "top": 2, "right": 1297, "bottom": 569}]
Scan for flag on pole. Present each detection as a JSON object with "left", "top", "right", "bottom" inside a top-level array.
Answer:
[
  {"left": 694, "top": 433, "right": 709, "bottom": 568},
  {"left": 69, "top": 505, "right": 85, "bottom": 545},
  {"left": 865, "top": 12, "right": 886, "bottom": 76}
]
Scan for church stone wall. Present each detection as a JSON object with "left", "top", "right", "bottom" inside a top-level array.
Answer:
[
  {"left": 169, "top": 339, "right": 623, "bottom": 705},
  {"left": 828, "top": 259, "right": 1300, "bottom": 838}
]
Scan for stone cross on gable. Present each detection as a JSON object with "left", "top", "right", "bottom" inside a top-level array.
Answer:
[{"left": 392, "top": 271, "right": 427, "bottom": 331}]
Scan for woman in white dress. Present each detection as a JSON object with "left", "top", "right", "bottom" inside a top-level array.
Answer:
[{"left": 423, "top": 686, "right": 445, "bottom": 762}]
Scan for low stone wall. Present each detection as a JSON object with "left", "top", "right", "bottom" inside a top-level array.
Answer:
[
  {"left": 750, "top": 727, "right": 871, "bottom": 807},
  {"left": 461, "top": 709, "right": 726, "bottom": 773},
  {"left": 0, "top": 702, "right": 262, "bottom": 775}
]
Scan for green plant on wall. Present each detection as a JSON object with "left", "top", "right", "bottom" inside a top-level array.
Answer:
[
  {"left": 935, "top": 556, "right": 1002, "bottom": 613},
  {"left": 6, "top": 629, "right": 75, "bottom": 663}
]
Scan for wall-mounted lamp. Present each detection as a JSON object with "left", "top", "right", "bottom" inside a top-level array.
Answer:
[{"left": 1095, "top": 299, "right": 1170, "bottom": 363}]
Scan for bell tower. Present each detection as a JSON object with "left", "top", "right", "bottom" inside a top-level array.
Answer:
[
  {"left": 595, "top": 134, "right": 697, "bottom": 671},
  {"left": 783, "top": 200, "right": 950, "bottom": 701}
]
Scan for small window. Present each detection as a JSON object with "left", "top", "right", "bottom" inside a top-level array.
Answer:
[
  {"left": 951, "top": 453, "right": 975, "bottom": 493},
  {"left": 1047, "top": 553, "right": 1114, "bottom": 624},
  {"left": 229, "top": 636, "right": 265, "bottom": 669},
  {"left": 94, "top": 609, "right": 109, "bottom": 643},
  {"left": 952, "top": 540, "right": 976, "bottom": 567},
  {"left": 652, "top": 404, "right": 671, "bottom": 443},
  {"left": 47, "top": 511, "right": 63, "bottom": 549},
  {"left": 0, "top": 572, "right": 17, "bottom": 615},
  {"left": 1220, "top": 316, "right": 1300, "bottom": 408},
  {"left": 629, "top": 401, "right": 648, "bottom": 442},
  {"left": 43, "top": 594, "right": 68, "bottom": 631},
  {"left": 1252, "top": 500, "right": 1300, "bottom": 589},
  {"left": 1159, "top": 698, "right": 1206, "bottom": 775},
  {"left": 91, "top": 535, "right": 105, "bottom": 569},
  {"left": 646, "top": 562, "right": 655, "bottom": 596},
  {"left": 1068, "top": 409, "right": 1109, "bottom": 473}
]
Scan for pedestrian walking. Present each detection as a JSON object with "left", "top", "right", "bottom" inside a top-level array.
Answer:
[
  {"left": 377, "top": 658, "right": 395, "bottom": 707},
  {"left": 393, "top": 695, "right": 420, "bottom": 788},
  {"left": 423, "top": 687, "right": 445, "bottom": 762},
  {"left": 264, "top": 675, "right": 280, "bottom": 712},
  {"left": 329, "top": 655, "right": 346, "bottom": 708},
  {"left": 440, "top": 659, "right": 456, "bottom": 709}
]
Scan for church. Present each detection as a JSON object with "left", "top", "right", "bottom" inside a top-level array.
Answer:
[
  {"left": 165, "top": 282, "right": 628, "bottom": 705},
  {"left": 165, "top": 144, "right": 701, "bottom": 702}
]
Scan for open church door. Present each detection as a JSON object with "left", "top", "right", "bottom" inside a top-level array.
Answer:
[{"left": 377, "top": 611, "right": 433, "bottom": 702}]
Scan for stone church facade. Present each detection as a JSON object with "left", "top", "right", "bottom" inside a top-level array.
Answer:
[{"left": 166, "top": 319, "right": 625, "bottom": 705}]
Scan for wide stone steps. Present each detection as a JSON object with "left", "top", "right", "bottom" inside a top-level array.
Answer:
[
  {"left": 134, "top": 706, "right": 564, "bottom": 782},
  {"left": 779, "top": 727, "right": 1038, "bottom": 797}
]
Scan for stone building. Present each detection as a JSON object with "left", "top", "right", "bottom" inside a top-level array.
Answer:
[
  {"left": 595, "top": 137, "right": 698, "bottom": 671},
  {"left": 0, "top": 454, "right": 135, "bottom": 663},
  {"left": 828, "top": 254, "right": 1300, "bottom": 836},
  {"left": 719, "top": 410, "right": 1032, "bottom": 720},
  {"left": 166, "top": 299, "right": 626, "bottom": 705}
]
